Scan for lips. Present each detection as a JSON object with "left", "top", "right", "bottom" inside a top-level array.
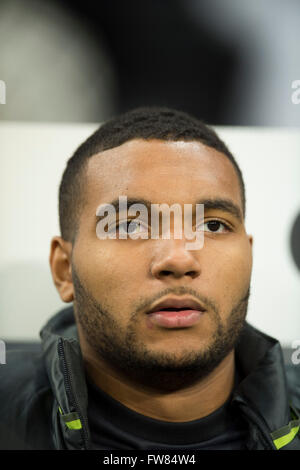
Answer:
[
  {"left": 146, "top": 296, "right": 206, "bottom": 315},
  {"left": 145, "top": 296, "right": 206, "bottom": 328}
]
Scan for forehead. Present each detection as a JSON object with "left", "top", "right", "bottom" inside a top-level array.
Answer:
[{"left": 85, "top": 139, "right": 242, "bottom": 208}]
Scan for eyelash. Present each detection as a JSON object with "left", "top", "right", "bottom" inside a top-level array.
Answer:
[
  {"left": 114, "top": 219, "right": 232, "bottom": 233},
  {"left": 201, "top": 219, "right": 232, "bottom": 233}
]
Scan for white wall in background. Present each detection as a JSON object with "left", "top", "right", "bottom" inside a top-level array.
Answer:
[{"left": 0, "top": 122, "right": 299, "bottom": 345}]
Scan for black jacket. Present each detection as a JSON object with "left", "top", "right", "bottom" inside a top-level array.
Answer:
[{"left": 0, "top": 305, "right": 299, "bottom": 450}]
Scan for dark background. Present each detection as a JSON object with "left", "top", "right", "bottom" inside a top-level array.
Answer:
[{"left": 1, "top": 0, "right": 300, "bottom": 126}]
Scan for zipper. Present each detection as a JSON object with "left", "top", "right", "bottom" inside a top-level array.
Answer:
[{"left": 57, "top": 338, "right": 90, "bottom": 449}]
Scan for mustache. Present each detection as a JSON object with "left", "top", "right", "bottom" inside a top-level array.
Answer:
[
  {"left": 134, "top": 285, "right": 251, "bottom": 318},
  {"left": 134, "top": 286, "right": 218, "bottom": 316}
]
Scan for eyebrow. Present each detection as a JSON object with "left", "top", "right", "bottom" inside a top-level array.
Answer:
[
  {"left": 95, "top": 197, "right": 243, "bottom": 223},
  {"left": 95, "top": 198, "right": 153, "bottom": 219},
  {"left": 196, "top": 198, "right": 243, "bottom": 222}
]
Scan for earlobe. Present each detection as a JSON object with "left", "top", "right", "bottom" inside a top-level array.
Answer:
[{"left": 49, "top": 236, "right": 74, "bottom": 303}]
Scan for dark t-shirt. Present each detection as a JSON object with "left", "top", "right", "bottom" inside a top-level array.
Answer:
[{"left": 86, "top": 370, "right": 249, "bottom": 450}]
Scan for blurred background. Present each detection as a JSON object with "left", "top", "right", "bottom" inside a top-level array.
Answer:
[
  {"left": 1, "top": 0, "right": 300, "bottom": 126},
  {"left": 0, "top": 0, "right": 299, "bottom": 355}
]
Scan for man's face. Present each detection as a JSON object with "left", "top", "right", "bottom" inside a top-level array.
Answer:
[{"left": 70, "top": 139, "right": 253, "bottom": 386}]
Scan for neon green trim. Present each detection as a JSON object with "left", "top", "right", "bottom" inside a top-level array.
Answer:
[
  {"left": 65, "top": 419, "right": 82, "bottom": 430},
  {"left": 58, "top": 408, "right": 82, "bottom": 431},
  {"left": 273, "top": 425, "right": 299, "bottom": 450},
  {"left": 271, "top": 405, "right": 300, "bottom": 449}
]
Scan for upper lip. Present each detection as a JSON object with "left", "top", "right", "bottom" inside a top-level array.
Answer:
[{"left": 146, "top": 296, "right": 206, "bottom": 314}]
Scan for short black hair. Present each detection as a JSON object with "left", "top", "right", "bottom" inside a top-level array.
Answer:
[{"left": 59, "top": 107, "right": 246, "bottom": 243}]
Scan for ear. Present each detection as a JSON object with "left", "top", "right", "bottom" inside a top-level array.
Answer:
[
  {"left": 49, "top": 236, "right": 74, "bottom": 302},
  {"left": 248, "top": 234, "right": 253, "bottom": 247}
]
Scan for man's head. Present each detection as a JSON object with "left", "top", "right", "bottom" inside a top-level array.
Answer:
[{"left": 50, "top": 107, "right": 252, "bottom": 391}]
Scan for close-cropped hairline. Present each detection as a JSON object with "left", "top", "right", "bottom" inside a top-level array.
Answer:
[{"left": 59, "top": 108, "right": 246, "bottom": 243}]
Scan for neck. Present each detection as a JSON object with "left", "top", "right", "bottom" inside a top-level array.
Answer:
[{"left": 83, "top": 345, "right": 236, "bottom": 422}]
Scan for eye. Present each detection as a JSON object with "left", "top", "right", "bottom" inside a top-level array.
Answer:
[
  {"left": 198, "top": 220, "right": 231, "bottom": 233},
  {"left": 116, "top": 219, "right": 149, "bottom": 236}
]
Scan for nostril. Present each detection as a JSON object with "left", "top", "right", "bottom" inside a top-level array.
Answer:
[{"left": 158, "top": 270, "right": 198, "bottom": 278}]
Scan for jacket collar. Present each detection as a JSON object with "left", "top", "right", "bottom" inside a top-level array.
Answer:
[
  {"left": 233, "top": 322, "right": 291, "bottom": 432},
  {"left": 40, "top": 305, "right": 90, "bottom": 449}
]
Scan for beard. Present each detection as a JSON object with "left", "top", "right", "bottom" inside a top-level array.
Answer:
[{"left": 72, "top": 264, "right": 250, "bottom": 392}]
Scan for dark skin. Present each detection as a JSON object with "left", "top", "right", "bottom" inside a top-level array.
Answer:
[{"left": 49, "top": 139, "right": 253, "bottom": 422}]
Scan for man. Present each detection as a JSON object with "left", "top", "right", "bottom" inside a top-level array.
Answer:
[{"left": 0, "top": 107, "right": 299, "bottom": 450}]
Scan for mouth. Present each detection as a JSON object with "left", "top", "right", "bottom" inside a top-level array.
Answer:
[
  {"left": 146, "top": 296, "right": 206, "bottom": 329},
  {"left": 147, "top": 296, "right": 206, "bottom": 314}
]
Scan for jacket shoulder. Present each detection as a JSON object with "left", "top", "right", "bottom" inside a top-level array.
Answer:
[{"left": 0, "top": 349, "right": 55, "bottom": 449}]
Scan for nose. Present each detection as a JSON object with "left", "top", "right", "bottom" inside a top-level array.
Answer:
[{"left": 150, "top": 239, "right": 201, "bottom": 281}]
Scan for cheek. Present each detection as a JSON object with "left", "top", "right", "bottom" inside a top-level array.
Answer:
[
  {"left": 204, "top": 239, "right": 252, "bottom": 299},
  {"left": 74, "top": 240, "right": 145, "bottom": 303}
]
